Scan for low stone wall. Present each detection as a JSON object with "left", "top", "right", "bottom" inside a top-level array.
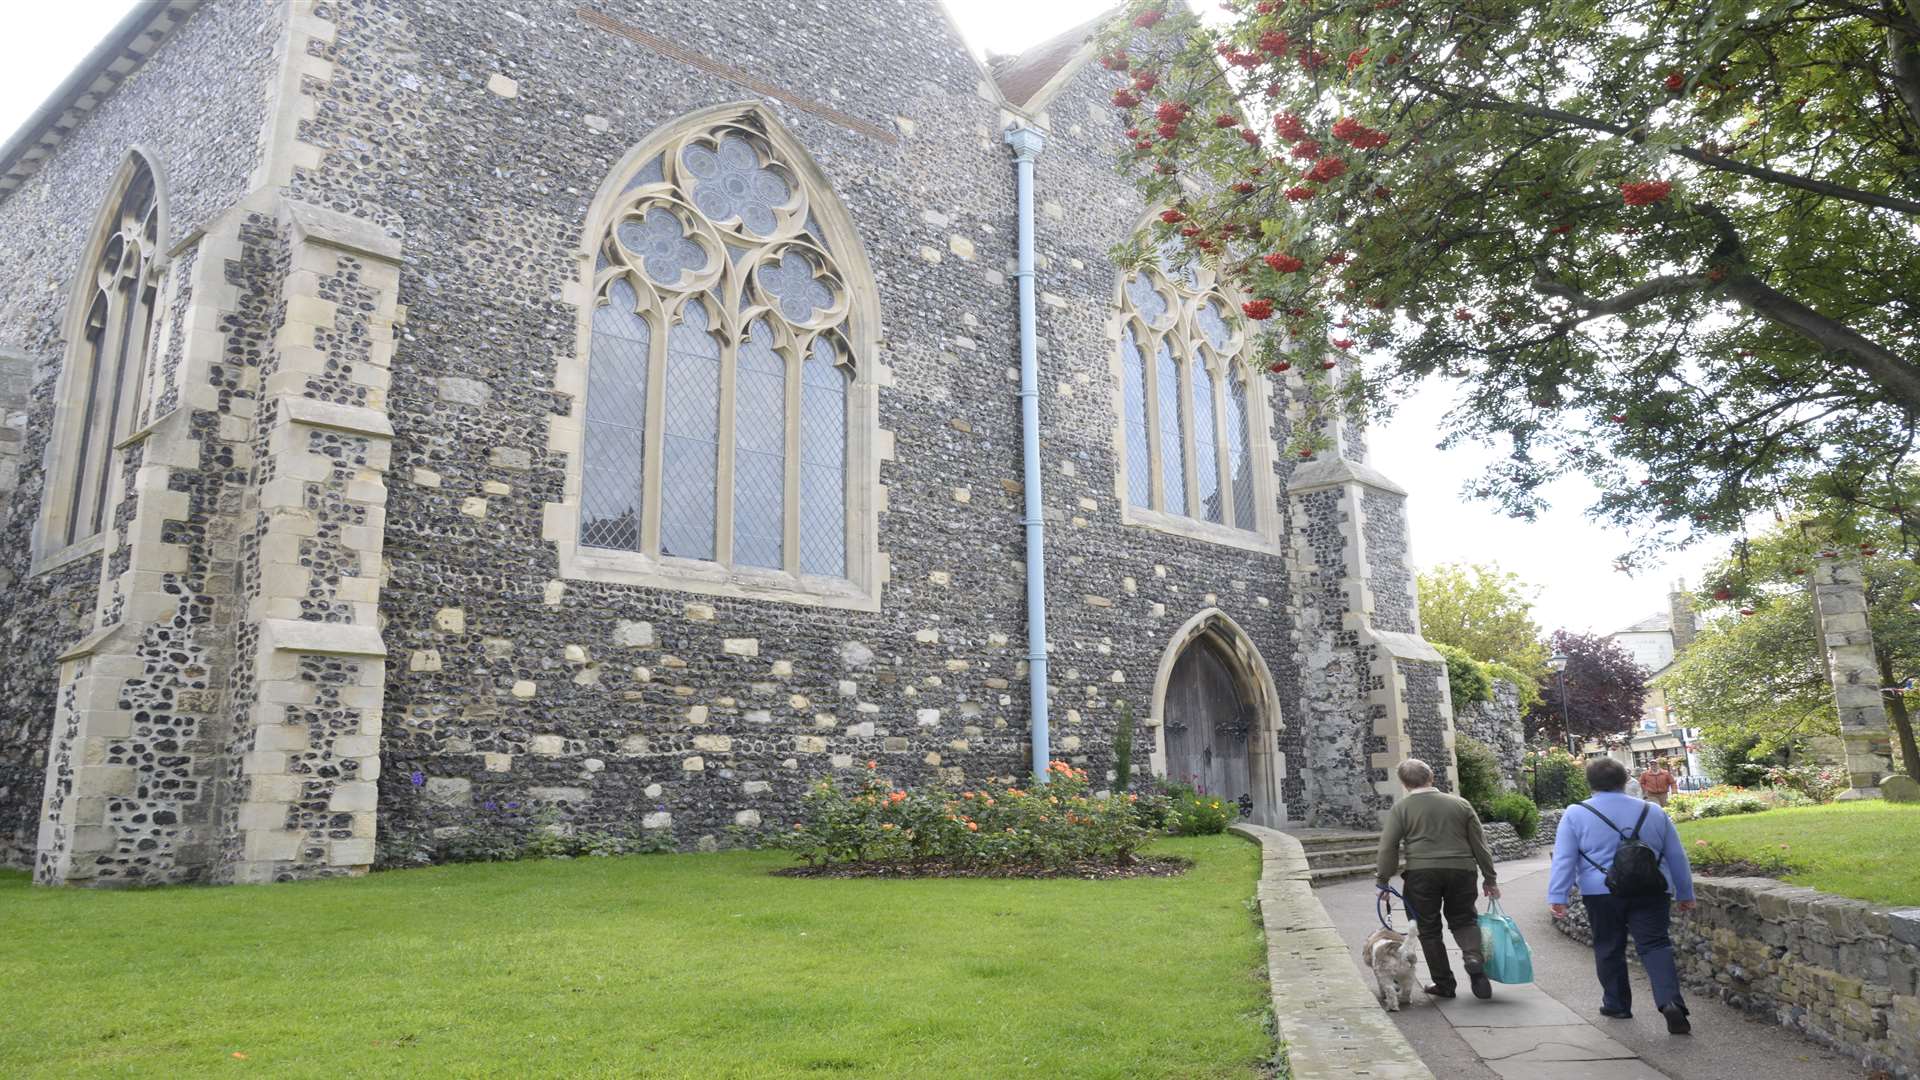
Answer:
[
  {"left": 1231, "top": 824, "right": 1436, "bottom": 1079},
  {"left": 1483, "top": 807, "right": 1562, "bottom": 862},
  {"left": 1552, "top": 878, "right": 1920, "bottom": 1077}
]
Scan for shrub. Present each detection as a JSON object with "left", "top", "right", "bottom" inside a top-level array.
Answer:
[
  {"left": 1524, "top": 747, "right": 1591, "bottom": 809},
  {"left": 1437, "top": 642, "right": 1493, "bottom": 708},
  {"left": 776, "top": 760, "right": 1150, "bottom": 869},
  {"left": 1113, "top": 701, "right": 1136, "bottom": 793},
  {"left": 1159, "top": 779, "right": 1240, "bottom": 835},
  {"left": 1483, "top": 792, "right": 1540, "bottom": 840},
  {"left": 1667, "top": 785, "right": 1812, "bottom": 821},
  {"left": 1700, "top": 734, "right": 1783, "bottom": 788},
  {"left": 1454, "top": 734, "right": 1504, "bottom": 815},
  {"left": 1761, "top": 763, "right": 1846, "bottom": 804}
]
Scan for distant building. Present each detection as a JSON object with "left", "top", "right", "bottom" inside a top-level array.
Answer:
[{"left": 1584, "top": 583, "right": 1703, "bottom": 775}]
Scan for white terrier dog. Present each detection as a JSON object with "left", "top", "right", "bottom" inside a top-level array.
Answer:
[{"left": 1363, "top": 926, "right": 1418, "bottom": 1011}]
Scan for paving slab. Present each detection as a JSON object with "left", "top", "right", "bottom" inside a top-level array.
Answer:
[
  {"left": 1454, "top": 1023, "right": 1636, "bottom": 1062},
  {"left": 1433, "top": 982, "right": 1587, "bottom": 1028},
  {"left": 1488, "top": 1059, "right": 1668, "bottom": 1080}
]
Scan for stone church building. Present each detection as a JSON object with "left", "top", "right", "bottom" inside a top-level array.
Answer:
[{"left": 0, "top": 0, "right": 1456, "bottom": 886}]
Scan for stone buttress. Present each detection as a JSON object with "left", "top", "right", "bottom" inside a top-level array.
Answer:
[{"left": 1283, "top": 380, "right": 1456, "bottom": 828}]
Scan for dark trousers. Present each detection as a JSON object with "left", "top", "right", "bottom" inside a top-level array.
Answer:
[
  {"left": 1582, "top": 893, "right": 1684, "bottom": 1014},
  {"left": 1402, "top": 867, "right": 1483, "bottom": 992}
]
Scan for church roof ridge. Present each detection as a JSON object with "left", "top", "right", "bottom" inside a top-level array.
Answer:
[
  {"left": 986, "top": 7, "right": 1121, "bottom": 109},
  {"left": 0, "top": 1, "right": 200, "bottom": 204}
]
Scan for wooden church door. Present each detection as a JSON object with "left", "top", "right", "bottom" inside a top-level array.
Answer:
[{"left": 1163, "top": 637, "right": 1253, "bottom": 806}]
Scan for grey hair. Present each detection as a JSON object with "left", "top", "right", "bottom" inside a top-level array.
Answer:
[{"left": 1396, "top": 759, "right": 1434, "bottom": 788}]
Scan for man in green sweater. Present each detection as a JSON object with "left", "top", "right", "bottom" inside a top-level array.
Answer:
[{"left": 1375, "top": 758, "right": 1500, "bottom": 1000}]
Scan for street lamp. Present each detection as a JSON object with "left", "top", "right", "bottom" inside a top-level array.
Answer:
[{"left": 1549, "top": 651, "right": 1575, "bottom": 755}]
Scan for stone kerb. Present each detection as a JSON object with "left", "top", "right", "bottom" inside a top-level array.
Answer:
[
  {"left": 1231, "top": 823, "right": 1437, "bottom": 1079},
  {"left": 1552, "top": 877, "right": 1920, "bottom": 1077}
]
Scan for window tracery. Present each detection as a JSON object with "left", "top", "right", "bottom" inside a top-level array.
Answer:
[
  {"left": 571, "top": 113, "right": 871, "bottom": 599},
  {"left": 1116, "top": 245, "right": 1267, "bottom": 539}
]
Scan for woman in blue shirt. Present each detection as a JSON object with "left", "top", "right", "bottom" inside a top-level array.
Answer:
[{"left": 1547, "top": 756, "right": 1697, "bottom": 1034}]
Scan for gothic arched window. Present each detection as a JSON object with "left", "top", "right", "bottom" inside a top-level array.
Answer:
[
  {"left": 1115, "top": 242, "right": 1275, "bottom": 547},
  {"left": 39, "top": 151, "right": 166, "bottom": 561},
  {"left": 554, "top": 107, "right": 882, "bottom": 609}
]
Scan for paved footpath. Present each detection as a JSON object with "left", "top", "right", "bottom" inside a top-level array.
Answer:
[{"left": 1318, "top": 853, "right": 1865, "bottom": 1080}]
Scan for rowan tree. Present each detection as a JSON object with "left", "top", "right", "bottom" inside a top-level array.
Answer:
[
  {"left": 1416, "top": 562, "right": 1550, "bottom": 679},
  {"left": 1100, "top": 0, "right": 1920, "bottom": 565}
]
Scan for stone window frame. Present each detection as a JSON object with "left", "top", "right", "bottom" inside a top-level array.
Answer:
[
  {"left": 32, "top": 148, "right": 171, "bottom": 574},
  {"left": 545, "top": 103, "right": 889, "bottom": 611},
  {"left": 1109, "top": 232, "right": 1283, "bottom": 555}
]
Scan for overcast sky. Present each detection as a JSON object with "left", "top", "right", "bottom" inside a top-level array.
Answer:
[{"left": 1, "top": 0, "right": 1720, "bottom": 635}]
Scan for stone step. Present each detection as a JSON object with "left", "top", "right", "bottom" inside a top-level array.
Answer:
[
  {"left": 1303, "top": 847, "right": 1381, "bottom": 871},
  {"left": 1307, "top": 863, "right": 1379, "bottom": 885},
  {"left": 1290, "top": 830, "right": 1383, "bottom": 849}
]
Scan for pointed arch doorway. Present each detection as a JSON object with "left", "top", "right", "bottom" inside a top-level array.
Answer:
[{"left": 1150, "top": 609, "right": 1287, "bottom": 826}]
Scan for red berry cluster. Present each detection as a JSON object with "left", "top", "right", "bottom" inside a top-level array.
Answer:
[
  {"left": 1263, "top": 252, "right": 1305, "bottom": 272},
  {"left": 1619, "top": 180, "right": 1673, "bottom": 206}
]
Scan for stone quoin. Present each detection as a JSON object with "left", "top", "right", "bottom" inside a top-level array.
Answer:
[{"left": 0, "top": 0, "right": 1457, "bottom": 886}]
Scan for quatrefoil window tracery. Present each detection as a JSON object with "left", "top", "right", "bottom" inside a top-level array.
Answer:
[
  {"left": 1118, "top": 248, "right": 1262, "bottom": 535},
  {"left": 580, "top": 122, "right": 855, "bottom": 581}
]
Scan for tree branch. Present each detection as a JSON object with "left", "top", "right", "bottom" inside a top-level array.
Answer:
[{"left": 1409, "top": 78, "right": 1920, "bottom": 215}]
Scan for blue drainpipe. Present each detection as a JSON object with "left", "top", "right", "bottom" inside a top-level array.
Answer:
[{"left": 1005, "top": 125, "right": 1050, "bottom": 783}]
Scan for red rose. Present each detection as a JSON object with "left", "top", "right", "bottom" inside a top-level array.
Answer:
[
  {"left": 1263, "top": 252, "right": 1305, "bottom": 272},
  {"left": 1242, "top": 299, "right": 1276, "bottom": 320}
]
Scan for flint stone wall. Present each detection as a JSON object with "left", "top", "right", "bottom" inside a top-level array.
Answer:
[
  {"left": 1482, "top": 807, "right": 1559, "bottom": 862},
  {"left": 1554, "top": 878, "right": 1920, "bottom": 1077},
  {"left": 1456, "top": 679, "right": 1525, "bottom": 788}
]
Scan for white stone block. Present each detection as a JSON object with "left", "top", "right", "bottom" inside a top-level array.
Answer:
[
  {"left": 511, "top": 680, "right": 537, "bottom": 699},
  {"left": 530, "top": 734, "right": 565, "bottom": 755},
  {"left": 734, "top": 810, "right": 762, "bottom": 827},
  {"left": 683, "top": 756, "right": 705, "bottom": 772},
  {"left": 614, "top": 620, "right": 654, "bottom": 647},
  {"left": 723, "top": 638, "right": 759, "bottom": 657}
]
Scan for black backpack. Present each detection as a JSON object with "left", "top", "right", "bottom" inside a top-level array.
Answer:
[{"left": 1575, "top": 801, "right": 1668, "bottom": 898}]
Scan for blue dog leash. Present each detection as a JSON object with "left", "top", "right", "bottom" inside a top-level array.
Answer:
[{"left": 1377, "top": 884, "right": 1421, "bottom": 931}]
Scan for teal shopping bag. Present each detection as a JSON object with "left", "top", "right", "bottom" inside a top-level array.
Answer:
[{"left": 1478, "top": 899, "right": 1534, "bottom": 984}]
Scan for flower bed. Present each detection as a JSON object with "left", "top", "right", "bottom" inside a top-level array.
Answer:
[
  {"left": 1667, "top": 784, "right": 1811, "bottom": 821},
  {"left": 775, "top": 760, "right": 1174, "bottom": 878}
]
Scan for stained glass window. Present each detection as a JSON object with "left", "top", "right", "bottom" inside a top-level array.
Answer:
[
  {"left": 1114, "top": 227, "right": 1268, "bottom": 537},
  {"left": 578, "top": 117, "right": 862, "bottom": 589},
  {"left": 52, "top": 153, "right": 162, "bottom": 550}
]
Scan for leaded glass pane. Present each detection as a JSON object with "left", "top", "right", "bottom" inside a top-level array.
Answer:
[
  {"left": 580, "top": 280, "right": 651, "bottom": 551},
  {"left": 617, "top": 207, "right": 707, "bottom": 286},
  {"left": 1227, "top": 371, "right": 1257, "bottom": 531},
  {"left": 733, "top": 319, "right": 786, "bottom": 570},
  {"left": 681, "top": 135, "right": 789, "bottom": 236},
  {"left": 759, "top": 250, "right": 834, "bottom": 323},
  {"left": 1122, "top": 327, "right": 1151, "bottom": 509},
  {"left": 623, "top": 153, "right": 666, "bottom": 191},
  {"left": 799, "top": 337, "right": 847, "bottom": 577},
  {"left": 1197, "top": 300, "right": 1234, "bottom": 352},
  {"left": 659, "top": 302, "right": 720, "bottom": 560},
  {"left": 1192, "top": 356, "right": 1222, "bottom": 524},
  {"left": 1125, "top": 274, "right": 1168, "bottom": 324},
  {"left": 1156, "top": 340, "right": 1185, "bottom": 516}
]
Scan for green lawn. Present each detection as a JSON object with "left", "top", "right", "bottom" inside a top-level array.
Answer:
[
  {"left": 0, "top": 836, "right": 1273, "bottom": 1079},
  {"left": 1677, "top": 802, "right": 1920, "bottom": 906}
]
